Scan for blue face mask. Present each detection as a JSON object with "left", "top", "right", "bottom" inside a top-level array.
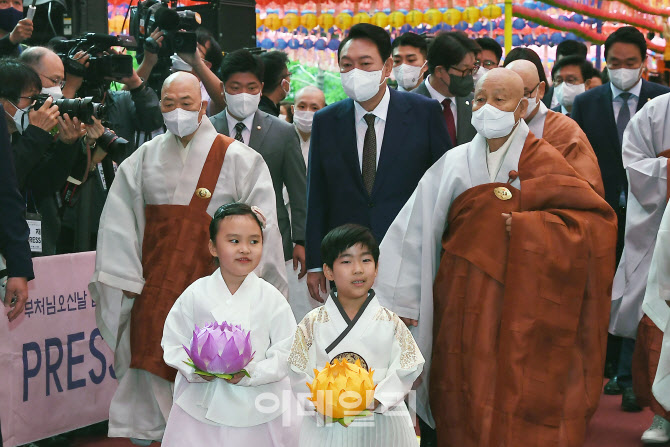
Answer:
[{"left": 0, "top": 7, "right": 23, "bottom": 33}]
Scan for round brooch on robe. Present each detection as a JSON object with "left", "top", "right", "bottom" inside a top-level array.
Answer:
[
  {"left": 195, "top": 187, "right": 212, "bottom": 199},
  {"left": 332, "top": 352, "right": 369, "bottom": 371},
  {"left": 494, "top": 186, "right": 512, "bottom": 201}
]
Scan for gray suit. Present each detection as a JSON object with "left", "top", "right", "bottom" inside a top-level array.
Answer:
[
  {"left": 413, "top": 79, "right": 477, "bottom": 146},
  {"left": 210, "top": 109, "right": 307, "bottom": 261}
]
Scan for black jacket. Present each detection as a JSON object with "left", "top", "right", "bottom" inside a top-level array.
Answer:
[{"left": 258, "top": 95, "right": 280, "bottom": 117}]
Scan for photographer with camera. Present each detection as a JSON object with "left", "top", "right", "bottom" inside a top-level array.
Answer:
[
  {"left": 52, "top": 34, "right": 163, "bottom": 253},
  {"left": 0, "top": 0, "right": 32, "bottom": 57}
]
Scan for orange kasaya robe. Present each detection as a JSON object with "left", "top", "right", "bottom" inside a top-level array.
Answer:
[
  {"left": 430, "top": 134, "right": 618, "bottom": 447},
  {"left": 542, "top": 109, "right": 605, "bottom": 198}
]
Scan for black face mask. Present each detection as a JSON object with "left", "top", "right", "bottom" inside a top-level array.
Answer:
[
  {"left": 0, "top": 7, "right": 22, "bottom": 33},
  {"left": 440, "top": 70, "right": 474, "bottom": 97}
]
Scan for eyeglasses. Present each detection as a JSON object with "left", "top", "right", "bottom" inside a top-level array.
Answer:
[
  {"left": 524, "top": 82, "right": 541, "bottom": 98},
  {"left": 447, "top": 65, "right": 479, "bottom": 78},
  {"left": 39, "top": 74, "right": 66, "bottom": 89},
  {"left": 476, "top": 60, "right": 498, "bottom": 69}
]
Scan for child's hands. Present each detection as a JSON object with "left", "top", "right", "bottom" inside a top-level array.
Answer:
[{"left": 224, "top": 372, "right": 246, "bottom": 384}]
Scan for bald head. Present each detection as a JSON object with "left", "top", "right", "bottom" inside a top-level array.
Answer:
[
  {"left": 295, "top": 85, "right": 326, "bottom": 111},
  {"left": 19, "top": 46, "right": 64, "bottom": 85},
  {"left": 506, "top": 60, "right": 540, "bottom": 87},
  {"left": 472, "top": 68, "right": 528, "bottom": 137},
  {"left": 162, "top": 71, "right": 202, "bottom": 102}
]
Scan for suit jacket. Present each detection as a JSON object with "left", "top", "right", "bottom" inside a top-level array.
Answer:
[
  {"left": 305, "top": 88, "right": 452, "bottom": 269},
  {"left": 210, "top": 109, "right": 306, "bottom": 261},
  {"left": 551, "top": 104, "right": 562, "bottom": 113},
  {"left": 413, "top": 79, "right": 477, "bottom": 145},
  {"left": 0, "top": 104, "right": 33, "bottom": 279},
  {"left": 571, "top": 80, "right": 670, "bottom": 214},
  {"left": 542, "top": 85, "right": 554, "bottom": 108}
]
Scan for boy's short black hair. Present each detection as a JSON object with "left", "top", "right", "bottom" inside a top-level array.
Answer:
[
  {"left": 260, "top": 51, "right": 290, "bottom": 94},
  {"left": 392, "top": 32, "right": 428, "bottom": 57},
  {"left": 475, "top": 37, "right": 502, "bottom": 64},
  {"left": 0, "top": 59, "right": 41, "bottom": 103},
  {"left": 551, "top": 55, "right": 591, "bottom": 81},
  {"left": 556, "top": 39, "right": 587, "bottom": 59},
  {"left": 338, "top": 23, "right": 392, "bottom": 62},
  {"left": 321, "top": 224, "right": 380, "bottom": 269},
  {"left": 502, "top": 47, "right": 549, "bottom": 85},
  {"left": 427, "top": 31, "right": 480, "bottom": 75},
  {"left": 220, "top": 49, "right": 264, "bottom": 84},
  {"left": 209, "top": 202, "right": 264, "bottom": 241},
  {"left": 604, "top": 26, "right": 647, "bottom": 62}
]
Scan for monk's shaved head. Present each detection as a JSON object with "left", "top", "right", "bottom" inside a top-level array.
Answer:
[
  {"left": 506, "top": 60, "right": 540, "bottom": 88},
  {"left": 472, "top": 67, "right": 528, "bottom": 134},
  {"left": 161, "top": 71, "right": 202, "bottom": 102},
  {"left": 476, "top": 67, "right": 525, "bottom": 101}
]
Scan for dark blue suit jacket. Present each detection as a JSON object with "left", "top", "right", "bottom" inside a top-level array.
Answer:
[
  {"left": 0, "top": 104, "right": 33, "bottom": 279},
  {"left": 306, "top": 88, "right": 452, "bottom": 269}
]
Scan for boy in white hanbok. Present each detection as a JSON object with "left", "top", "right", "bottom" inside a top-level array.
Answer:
[
  {"left": 288, "top": 224, "right": 424, "bottom": 446},
  {"left": 161, "top": 203, "right": 300, "bottom": 446}
]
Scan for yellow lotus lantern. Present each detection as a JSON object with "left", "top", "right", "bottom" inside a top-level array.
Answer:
[
  {"left": 353, "top": 12, "right": 371, "bottom": 25},
  {"left": 307, "top": 359, "right": 376, "bottom": 422},
  {"left": 443, "top": 8, "right": 461, "bottom": 26},
  {"left": 389, "top": 11, "right": 405, "bottom": 28},
  {"left": 256, "top": 13, "right": 262, "bottom": 29},
  {"left": 462, "top": 6, "right": 480, "bottom": 24},
  {"left": 335, "top": 12, "right": 353, "bottom": 30},
  {"left": 283, "top": 12, "right": 300, "bottom": 31},
  {"left": 301, "top": 13, "right": 318, "bottom": 29},
  {"left": 405, "top": 9, "right": 423, "bottom": 27},
  {"left": 424, "top": 8, "right": 442, "bottom": 27},
  {"left": 481, "top": 3, "right": 503, "bottom": 20},
  {"left": 264, "top": 13, "right": 282, "bottom": 31},
  {"left": 319, "top": 13, "right": 335, "bottom": 30},
  {"left": 372, "top": 11, "right": 388, "bottom": 28}
]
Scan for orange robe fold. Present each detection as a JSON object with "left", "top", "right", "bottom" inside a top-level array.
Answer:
[{"left": 430, "top": 135, "right": 617, "bottom": 447}]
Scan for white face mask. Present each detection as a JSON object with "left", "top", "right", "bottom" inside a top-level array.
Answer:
[
  {"left": 524, "top": 89, "right": 540, "bottom": 119},
  {"left": 471, "top": 99, "right": 525, "bottom": 139},
  {"left": 392, "top": 62, "right": 426, "bottom": 90},
  {"left": 341, "top": 68, "right": 386, "bottom": 102},
  {"left": 554, "top": 82, "right": 585, "bottom": 108},
  {"left": 41, "top": 86, "right": 63, "bottom": 100},
  {"left": 281, "top": 78, "right": 291, "bottom": 95},
  {"left": 6, "top": 101, "right": 30, "bottom": 134},
  {"left": 473, "top": 67, "right": 489, "bottom": 87},
  {"left": 162, "top": 107, "right": 202, "bottom": 138},
  {"left": 225, "top": 91, "right": 261, "bottom": 120},
  {"left": 609, "top": 67, "right": 642, "bottom": 92},
  {"left": 293, "top": 110, "right": 315, "bottom": 133}
]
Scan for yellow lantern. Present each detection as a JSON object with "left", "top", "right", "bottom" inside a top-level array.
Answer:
[
  {"left": 264, "top": 13, "right": 282, "bottom": 31},
  {"left": 283, "top": 12, "right": 300, "bottom": 31},
  {"left": 481, "top": 3, "right": 502, "bottom": 20},
  {"left": 335, "top": 12, "right": 353, "bottom": 30},
  {"left": 256, "top": 13, "right": 262, "bottom": 29},
  {"left": 389, "top": 11, "right": 405, "bottom": 28},
  {"left": 405, "top": 9, "right": 423, "bottom": 27},
  {"left": 372, "top": 11, "right": 388, "bottom": 28},
  {"left": 353, "top": 12, "right": 371, "bottom": 25},
  {"left": 319, "top": 13, "right": 335, "bottom": 29},
  {"left": 462, "top": 6, "right": 480, "bottom": 24},
  {"left": 442, "top": 8, "right": 461, "bottom": 26},
  {"left": 301, "top": 13, "right": 318, "bottom": 29},
  {"left": 424, "top": 8, "right": 442, "bottom": 27}
]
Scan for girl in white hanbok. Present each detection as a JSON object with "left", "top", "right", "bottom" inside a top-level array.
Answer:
[
  {"left": 161, "top": 203, "right": 300, "bottom": 446},
  {"left": 288, "top": 224, "right": 424, "bottom": 447}
]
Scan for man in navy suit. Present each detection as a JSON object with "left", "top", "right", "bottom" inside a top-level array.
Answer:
[{"left": 571, "top": 26, "right": 670, "bottom": 416}]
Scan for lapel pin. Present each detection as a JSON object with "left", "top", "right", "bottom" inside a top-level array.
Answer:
[
  {"left": 257, "top": 125, "right": 262, "bottom": 130},
  {"left": 465, "top": 101, "right": 470, "bottom": 106}
]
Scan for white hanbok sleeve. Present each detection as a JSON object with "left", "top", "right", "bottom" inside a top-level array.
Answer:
[
  {"left": 373, "top": 311, "right": 425, "bottom": 414},
  {"left": 288, "top": 311, "right": 318, "bottom": 411},
  {"left": 161, "top": 285, "right": 208, "bottom": 383},
  {"left": 237, "top": 293, "right": 297, "bottom": 387}
]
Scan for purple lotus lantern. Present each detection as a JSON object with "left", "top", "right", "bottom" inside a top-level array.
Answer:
[{"left": 183, "top": 322, "right": 255, "bottom": 379}]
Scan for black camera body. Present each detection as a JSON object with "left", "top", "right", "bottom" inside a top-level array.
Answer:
[
  {"left": 130, "top": 0, "right": 201, "bottom": 57},
  {"left": 32, "top": 94, "right": 106, "bottom": 125}
]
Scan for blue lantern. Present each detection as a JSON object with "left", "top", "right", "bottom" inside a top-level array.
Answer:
[
  {"left": 327, "top": 39, "right": 340, "bottom": 51},
  {"left": 454, "top": 21, "right": 469, "bottom": 31},
  {"left": 538, "top": 2, "right": 551, "bottom": 10},
  {"left": 558, "top": 15, "right": 570, "bottom": 21},
  {"left": 315, "top": 38, "right": 327, "bottom": 50},
  {"left": 512, "top": 18, "right": 526, "bottom": 30},
  {"left": 276, "top": 38, "right": 288, "bottom": 50},
  {"left": 498, "top": 20, "right": 506, "bottom": 30},
  {"left": 303, "top": 39, "right": 314, "bottom": 49},
  {"left": 528, "top": 20, "right": 540, "bottom": 28},
  {"left": 288, "top": 38, "right": 300, "bottom": 49},
  {"left": 550, "top": 32, "right": 563, "bottom": 46},
  {"left": 512, "top": 35, "right": 521, "bottom": 46},
  {"left": 524, "top": 34, "right": 533, "bottom": 45},
  {"left": 296, "top": 25, "right": 308, "bottom": 34},
  {"left": 472, "top": 21, "right": 483, "bottom": 32},
  {"left": 432, "top": 23, "right": 444, "bottom": 32},
  {"left": 523, "top": 1, "right": 537, "bottom": 8},
  {"left": 442, "top": 24, "right": 453, "bottom": 31},
  {"left": 537, "top": 33, "right": 548, "bottom": 45},
  {"left": 565, "top": 32, "right": 578, "bottom": 41},
  {"left": 495, "top": 35, "right": 505, "bottom": 46},
  {"left": 260, "top": 38, "right": 274, "bottom": 49},
  {"left": 572, "top": 14, "right": 583, "bottom": 24}
]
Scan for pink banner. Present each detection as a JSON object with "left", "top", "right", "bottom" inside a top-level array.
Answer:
[{"left": 0, "top": 252, "right": 117, "bottom": 447}]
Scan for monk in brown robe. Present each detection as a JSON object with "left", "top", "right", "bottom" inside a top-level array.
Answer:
[{"left": 376, "top": 68, "right": 618, "bottom": 447}]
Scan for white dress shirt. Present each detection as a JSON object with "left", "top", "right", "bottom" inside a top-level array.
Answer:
[
  {"left": 353, "top": 86, "right": 390, "bottom": 170},
  {"left": 486, "top": 123, "right": 521, "bottom": 182},
  {"left": 611, "top": 79, "right": 642, "bottom": 121},
  {"left": 225, "top": 109, "right": 255, "bottom": 146},
  {"left": 295, "top": 126, "right": 310, "bottom": 165},
  {"left": 425, "top": 75, "right": 458, "bottom": 131}
]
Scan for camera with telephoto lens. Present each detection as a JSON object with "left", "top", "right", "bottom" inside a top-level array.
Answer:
[
  {"left": 97, "top": 128, "right": 129, "bottom": 158},
  {"left": 130, "top": 0, "right": 201, "bottom": 57},
  {"left": 32, "top": 94, "right": 106, "bottom": 125}
]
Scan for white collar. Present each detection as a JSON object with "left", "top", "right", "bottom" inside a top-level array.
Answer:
[
  {"left": 610, "top": 78, "right": 642, "bottom": 100},
  {"left": 225, "top": 108, "right": 256, "bottom": 132},
  {"left": 354, "top": 85, "right": 390, "bottom": 124},
  {"left": 425, "top": 75, "right": 452, "bottom": 104}
]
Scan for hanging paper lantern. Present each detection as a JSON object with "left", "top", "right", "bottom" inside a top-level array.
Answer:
[
  {"left": 528, "top": 20, "right": 539, "bottom": 29},
  {"left": 389, "top": 11, "right": 405, "bottom": 28},
  {"left": 524, "top": 34, "right": 533, "bottom": 45},
  {"left": 538, "top": 2, "right": 551, "bottom": 10},
  {"left": 481, "top": 4, "right": 502, "bottom": 20},
  {"left": 265, "top": 13, "right": 282, "bottom": 31},
  {"left": 406, "top": 9, "right": 423, "bottom": 27},
  {"left": 296, "top": 25, "right": 308, "bottom": 34},
  {"left": 256, "top": 13, "right": 262, "bottom": 29},
  {"left": 303, "top": 39, "right": 314, "bottom": 49},
  {"left": 283, "top": 13, "right": 300, "bottom": 31},
  {"left": 498, "top": 20, "right": 506, "bottom": 30},
  {"left": 424, "top": 8, "right": 442, "bottom": 27},
  {"left": 495, "top": 35, "right": 504, "bottom": 46},
  {"left": 572, "top": 14, "right": 583, "bottom": 24},
  {"left": 315, "top": 38, "right": 327, "bottom": 50},
  {"left": 353, "top": 12, "right": 371, "bottom": 25},
  {"left": 537, "top": 33, "right": 548, "bottom": 45},
  {"left": 335, "top": 12, "right": 353, "bottom": 30},
  {"left": 512, "top": 35, "right": 521, "bottom": 46},
  {"left": 550, "top": 32, "right": 563, "bottom": 45},
  {"left": 565, "top": 32, "right": 578, "bottom": 41},
  {"left": 558, "top": 15, "right": 570, "bottom": 22},
  {"left": 276, "top": 38, "right": 288, "bottom": 50},
  {"left": 328, "top": 38, "right": 341, "bottom": 51},
  {"left": 454, "top": 21, "right": 469, "bottom": 31},
  {"left": 442, "top": 8, "right": 461, "bottom": 26},
  {"left": 471, "top": 21, "right": 483, "bottom": 32},
  {"left": 462, "top": 6, "right": 480, "bottom": 24},
  {"left": 372, "top": 12, "right": 388, "bottom": 28},
  {"left": 399, "top": 24, "right": 412, "bottom": 33},
  {"left": 512, "top": 18, "right": 526, "bottom": 30},
  {"left": 288, "top": 38, "right": 301, "bottom": 49},
  {"left": 523, "top": 1, "right": 537, "bottom": 9},
  {"left": 319, "top": 13, "right": 335, "bottom": 30},
  {"left": 301, "top": 13, "right": 318, "bottom": 29},
  {"left": 260, "top": 37, "right": 274, "bottom": 49}
]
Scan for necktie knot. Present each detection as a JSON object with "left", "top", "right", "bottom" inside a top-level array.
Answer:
[
  {"left": 364, "top": 113, "right": 376, "bottom": 126},
  {"left": 619, "top": 92, "right": 632, "bottom": 103},
  {"left": 234, "top": 122, "right": 246, "bottom": 132},
  {"left": 442, "top": 98, "right": 452, "bottom": 107}
]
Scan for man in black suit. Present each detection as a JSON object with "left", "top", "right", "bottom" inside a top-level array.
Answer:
[
  {"left": 304, "top": 23, "right": 451, "bottom": 445},
  {"left": 572, "top": 26, "right": 670, "bottom": 414},
  {"left": 258, "top": 51, "right": 291, "bottom": 117},
  {"left": 0, "top": 103, "right": 33, "bottom": 323},
  {"left": 550, "top": 55, "right": 593, "bottom": 115},
  {"left": 412, "top": 31, "right": 479, "bottom": 146},
  {"left": 543, "top": 39, "right": 588, "bottom": 108}
]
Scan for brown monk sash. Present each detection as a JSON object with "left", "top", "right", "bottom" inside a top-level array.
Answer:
[{"left": 129, "top": 134, "right": 233, "bottom": 381}]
